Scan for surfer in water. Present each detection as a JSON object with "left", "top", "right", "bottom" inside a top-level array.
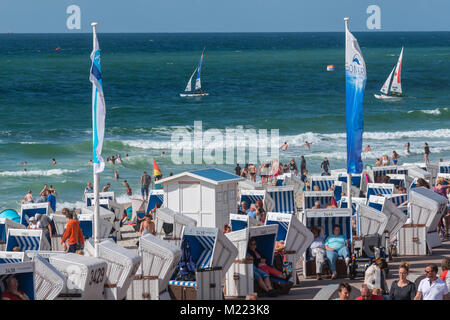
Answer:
[
  {"left": 405, "top": 142, "right": 410, "bottom": 155},
  {"left": 280, "top": 142, "right": 288, "bottom": 151},
  {"left": 303, "top": 141, "right": 313, "bottom": 150},
  {"left": 364, "top": 145, "right": 371, "bottom": 152}
]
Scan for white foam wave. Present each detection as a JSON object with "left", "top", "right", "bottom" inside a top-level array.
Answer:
[
  {"left": 56, "top": 201, "right": 86, "bottom": 212},
  {"left": 0, "top": 169, "right": 79, "bottom": 177},
  {"left": 19, "top": 142, "right": 38, "bottom": 145},
  {"left": 407, "top": 107, "right": 448, "bottom": 115}
]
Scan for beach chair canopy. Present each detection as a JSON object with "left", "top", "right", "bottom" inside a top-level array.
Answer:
[
  {"left": 20, "top": 203, "right": 50, "bottom": 227},
  {"left": 0, "top": 261, "right": 35, "bottom": 300},
  {"left": 85, "top": 191, "right": 115, "bottom": 207},
  {"left": 310, "top": 176, "right": 336, "bottom": 191},
  {"left": 238, "top": 180, "right": 264, "bottom": 190},
  {"left": 385, "top": 194, "right": 408, "bottom": 207},
  {"left": 368, "top": 166, "right": 398, "bottom": 183},
  {"left": 368, "top": 196, "right": 407, "bottom": 237},
  {"left": 78, "top": 212, "right": 113, "bottom": 240},
  {"left": 408, "top": 187, "right": 448, "bottom": 231},
  {"left": 265, "top": 212, "right": 314, "bottom": 260},
  {"left": 180, "top": 226, "right": 237, "bottom": 273},
  {"left": 154, "top": 207, "right": 197, "bottom": 240},
  {"left": 6, "top": 229, "right": 51, "bottom": 252},
  {"left": 146, "top": 190, "right": 164, "bottom": 214},
  {"left": 439, "top": 162, "right": 450, "bottom": 174},
  {"left": 0, "top": 218, "right": 25, "bottom": 243},
  {"left": 229, "top": 213, "right": 260, "bottom": 232},
  {"left": 225, "top": 225, "right": 278, "bottom": 266},
  {"left": 84, "top": 239, "right": 141, "bottom": 300},
  {"left": 49, "top": 214, "right": 67, "bottom": 237},
  {"left": 0, "top": 209, "right": 21, "bottom": 224},
  {"left": 138, "top": 233, "right": 182, "bottom": 292},
  {"left": 302, "top": 191, "right": 334, "bottom": 210},
  {"left": 339, "top": 197, "right": 367, "bottom": 215},
  {"left": 239, "top": 189, "right": 266, "bottom": 208},
  {"left": 356, "top": 204, "right": 388, "bottom": 237},
  {"left": 366, "top": 183, "right": 395, "bottom": 199},
  {"left": 32, "top": 254, "right": 65, "bottom": 300},
  {"left": 266, "top": 186, "right": 296, "bottom": 214},
  {"left": 49, "top": 253, "right": 108, "bottom": 300},
  {"left": 302, "top": 209, "right": 353, "bottom": 242},
  {"left": 0, "top": 252, "right": 26, "bottom": 264}
]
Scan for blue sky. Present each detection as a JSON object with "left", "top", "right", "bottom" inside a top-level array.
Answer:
[{"left": 1, "top": 0, "right": 449, "bottom": 33}]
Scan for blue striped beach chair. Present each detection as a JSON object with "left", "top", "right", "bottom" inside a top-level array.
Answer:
[
  {"left": 0, "top": 261, "right": 35, "bottom": 300},
  {"left": 367, "top": 166, "right": 398, "bottom": 183},
  {"left": 78, "top": 213, "right": 113, "bottom": 240},
  {"left": 0, "top": 252, "right": 25, "bottom": 264},
  {"left": 20, "top": 203, "right": 50, "bottom": 227},
  {"left": 336, "top": 172, "right": 362, "bottom": 189},
  {"left": 229, "top": 214, "right": 260, "bottom": 232},
  {"left": 310, "top": 176, "right": 336, "bottom": 191},
  {"left": 168, "top": 226, "right": 238, "bottom": 300},
  {"left": 385, "top": 194, "right": 408, "bottom": 214},
  {"left": 301, "top": 208, "right": 353, "bottom": 277},
  {"left": 266, "top": 186, "right": 296, "bottom": 214},
  {"left": 302, "top": 191, "right": 334, "bottom": 210},
  {"left": 240, "top": 189, "right": 266, "bottom": 207},
  {"left": 366, "top": 183, "right": 395, "bottom": 200},
  {"left": 439, "top": 162, "right": 450, "bottom": 174},
  {"left": 146, "top": 190, "right": 164, "bottom": 214},
  {"left": 0, "top": 218, "right": 25, "bottom": 245},
  {"left": 6, "top": 229, "right": 51, "bottom": 251}
]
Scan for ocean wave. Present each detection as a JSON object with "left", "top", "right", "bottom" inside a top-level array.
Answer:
[
  {"left": 0, "top": 169, "right": 79, "bottom": 177},
  {"left": 407, "top": 107, "right": 449, "bottom": 116},
  {"left": 55, "top": 200, "right": 86, "bottom": 212}
]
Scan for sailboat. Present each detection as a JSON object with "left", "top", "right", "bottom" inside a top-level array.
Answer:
[
  {"left": 374, "top": 47, "right": 404, "bottom": 100},
  {"left": 180, "top": 48, "right": 209, "bottom": 97}
]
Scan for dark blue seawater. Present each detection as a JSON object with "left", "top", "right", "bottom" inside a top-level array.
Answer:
[{"left": 0, "top": 32, "right": 449, "bottom": 210}]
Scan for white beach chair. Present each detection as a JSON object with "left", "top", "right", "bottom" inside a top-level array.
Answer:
[
  {"left": 85, "top": 191, "right": 115, "bottom": 207},
  {"left": 338, "top": 197, "right": 367, "bottom": 215},
  {"left": 0, "top": 218, "right": 25, "bottom": 250},
  {"left": 49, "top": 253, "right": 108, "bottom": 300},
  {"left": 0, "top": 261, "right": 35, "bottom": 300},
  {"left": 6, "top": 229, "right": 51, "bottom": 252},
  {"left": 20, "top": 203, "right": 51, "bottom": 227},
  {"left": 32, "top": 254, "right": 65, "bottom": 300},
  {"left": 387, "top": 174, "right": 413, "bottom": 189},
  {"left": 366, "top": 183, "right": 395, "bottom": 200},
  {"left": 84, "top": 239, "right": 141, "bottom": 300},
  {"left": 356, "top": 204, "right": 388, "bottom": 237},
  {"left": 310, "top": 175, "right": 336, "bottom": 191},
  {"left": 127, "top": 233, "right": 181, "bottom": 300},
  {"left": 439, "top": 161, "right": 450, "bottom": 174},
  {"left": 224, "top": 225, "right": 278, "bottom": 298},
  {"left": 265, "top": 212, "right": 314, "bottom": 285},
  {"left": 239, "top": 189, "right": 271, "bottom": 212},
  {"left": 265, "top": 186, "right": 296, "bottom": 214},
  {"left": 313, "top": 283, "right": 361, "bottom": 300},
  {"left": 0, "top": 251, "right": 26, "bottom": 264},
  {"left": 385, "top": 193, "right": 409, "bottom": 214},
  {"left": 146, "top": 189, "right": 164, "bottom": 214},
  {"left": 408, "top": 187, "right": 448, "bottom": 250},
  {"left": 154, "top": 207, "right": 197, "bottom": 247},
  {"left": 301, "top": 208, "right": 353, "bottom": 278},
  {"left": 78, "top": 211, "right": 114, "bottom": 240},
  {"left": 229, "top": 213, "right": 261, "bottom": 231},
  {"left": 168, "top": 226, "right": 238, "bottom": 300},
  {"left": 366, "top": 166, "right": 398, "bottom": 184}
]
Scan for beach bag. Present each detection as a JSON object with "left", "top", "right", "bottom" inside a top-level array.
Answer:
[
  {"left": 49, "top": 218, "right": 58, "bottom": 236},
  {"left": 162, "top": 222, "right": 174, "bottom": 235},
  {"left": 175, "top": 238, "right": 196, "bottom": 281}
]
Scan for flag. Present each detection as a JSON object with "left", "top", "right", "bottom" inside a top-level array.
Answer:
[
  {"left": 345, "top": 18, "right": 367, "bottom": 174},
  {"left": 90, "top": 23, "right": 106, "bottom": 174},
  {"left": 153, "top": 159, "right": 162, "bottom": 177}
]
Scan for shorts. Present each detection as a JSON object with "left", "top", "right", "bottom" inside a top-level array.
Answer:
[
  {"left": 253, "top": 265, "right": 269, "bottom": 280},
  {"left": 141, "top": 185, "right": 149, "bottom": 196}
]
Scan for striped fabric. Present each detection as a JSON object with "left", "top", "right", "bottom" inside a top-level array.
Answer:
[
  {"left": 0, "top": 258, "right": 23, "bottom": 264},
  {"left": 240, "top": 194, "right": 264, "bottom": 206},
  {"left": 0, "top": 224, "right": 6, "bottom": 242},
  {"left": 397, "top": 168, "right": 408, "bottom": 175},
  {"left": 21, "top": 207, "right": 47, "bottom": 227},
  {"left": 168, "top": 280, "right": 197, "bottom": 287},
  {"left": 306, "top": 216, "right": 352, "bottom": 241},
  {"left": 371, "top": 167, "right": 397, "bottom": 179},
  {"left": 337, "top": 174, "right": 362, "bottom": 188},
  {"left": 366, "top": 184, "right": 394, "bottom": 199},
  {"left": 440, "top": 164, "right": 450, "bottom": 173},
  {"left": 311, "top": 179, "right": 335, "bottom": 191},
  {"left": 7, "top": 235, "right": 41, "bottom": 251},
  {"left": 267, "top": 190, "right": 295, "bottom": 213},
  {"left": 80, "top": 221, "right": 93, "bottom": 239},
  {"left": 389, "top": 178, "right": 405, "bottom": 187},
  {"left": 368, "top": 201, "right": 383, "bottom": 212},
  {"left": 386, "top": 194, "right": 408, "bottom": 207},
  {"left": 196, "top": 235, "right": 215, "bottom": 269},
  {"left": 146, "top": 193, "right": 164, "bottom": 213},
  {"left": 409, "top": 178, "right": 418, "bottom": 190}
]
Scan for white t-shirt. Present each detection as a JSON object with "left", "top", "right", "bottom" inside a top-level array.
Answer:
[{"left": 418, "top": 278, "right": 448, "bottom": 300}]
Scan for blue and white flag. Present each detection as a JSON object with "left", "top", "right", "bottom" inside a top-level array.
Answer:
[
  {"left": 90, "top": 23, "right": 106, "bottom": 174},
  {"left": 345, "top": 18, "right": 366, "bottom": 174}
]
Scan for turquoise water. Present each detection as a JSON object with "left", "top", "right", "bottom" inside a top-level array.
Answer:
[{"left": 0, "top": 32, "right": 449, "bottom": 211}]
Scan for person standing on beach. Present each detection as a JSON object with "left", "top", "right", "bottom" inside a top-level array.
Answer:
[
  {"left": 424, "top": 142, "right": 431, "bottom": 164},
  {"left": 414, "top": 263, "right": 449, "bottom": 300},
  {"left": 235, "top": 163, "right": 241, "bottom": 176},
  {"left": 300, "top": 155, "right": 307, "bottom": 173},
  {"left": 84, "top": 182, "right": 93, "bottom": 196},
  {"left": 35, "top": 213, "right": 52, "bottom": 245},
  {"left": 392, "top": 151, "right": 400, "bottom": 165},
  {"left": 140, "top": 171, "right": 151, "bottom": 201},
  {"left": 22, "top": 190, "right": 34, "bottom": 204},
  {"left": 61, "top": 208, "right": 85, "bottom": 253},
  {"left": 122, "top": 180, "right": 132, "bottom": 196},
  {"left": 47, "top": 189, "right": 56, "bottom": 213}
]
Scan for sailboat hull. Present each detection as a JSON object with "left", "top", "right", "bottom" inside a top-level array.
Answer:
[
  {"left": 374, "top": 93, "right": 402, "bottom": 100},
  {"left": 179, "top": 92, "right": 209, "bottom": 97}
]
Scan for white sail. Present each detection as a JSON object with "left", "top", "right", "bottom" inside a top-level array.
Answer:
[
  {"left": 184, "top": 68, "right": 197, "bottom": 92},
  {"left": 380, "top": 67, "right": 395, "bottom": 95},
  {"left": 194, "top": 77, "right": 201, "bottom": 91},
  {"left": 390, "top": 47, "right": 403, "bottom": 95}
]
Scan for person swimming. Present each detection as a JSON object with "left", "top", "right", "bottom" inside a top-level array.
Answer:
[
  {"left": 280, "top": 142, "right": 288, "bottom": 151},
  {"left": 303, "top": 141, "right": 313, "bottom": 150}
]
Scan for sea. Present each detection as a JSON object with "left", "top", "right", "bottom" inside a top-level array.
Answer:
[{"left": 0, "top": 32, "right": 449, "bottom": 212}]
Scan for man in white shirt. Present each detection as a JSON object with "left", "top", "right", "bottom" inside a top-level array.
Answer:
[{"left": 414, "top": 263, "right": 449, "bottom": 300}]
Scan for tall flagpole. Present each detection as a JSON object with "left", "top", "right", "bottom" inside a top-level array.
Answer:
[
  {"left": 91, "top": 22, "right": 100, "bottom": 258},
  {"left": 344, "top": 17, "right": 353, "bottom": 214}
]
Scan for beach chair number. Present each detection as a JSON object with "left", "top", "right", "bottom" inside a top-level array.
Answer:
[
  {"left": 89, "top": 267, "right": 105, "bottom": 286},
  {"left": 4, "top": 267, "right": 15, "bottom": 274}
]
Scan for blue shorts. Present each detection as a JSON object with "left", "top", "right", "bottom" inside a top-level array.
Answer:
[
  {"left": 141, "top": 185, "right": 149, "bottom": 196},
  {"left": 253, "top": 265, "right": 269, "bottom": 280}
]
